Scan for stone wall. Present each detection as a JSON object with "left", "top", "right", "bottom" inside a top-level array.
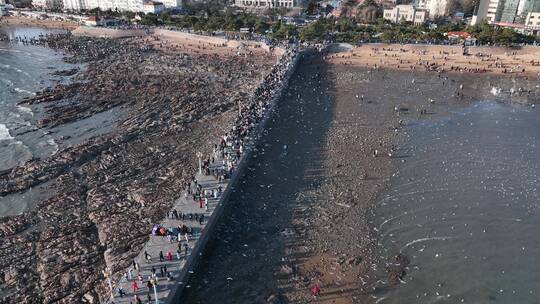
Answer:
[{"left": 165, "top": 49, "right": 304, "bottom": 303}]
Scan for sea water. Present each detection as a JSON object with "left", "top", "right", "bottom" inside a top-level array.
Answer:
[
  {"left": 375, "top": 101, "right": 540, "bottom": 303},
  {"left": 0, "top": 26, "right": 72, "bottom": 171}
]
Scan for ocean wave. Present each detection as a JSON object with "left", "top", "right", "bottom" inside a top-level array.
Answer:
[
  {"left": 47, "top": 138, "right": 59, "bottom": 154},
  {"left": 0, "top": 63, "right": 23, "bottom": 74},
  {"left": 0, "top": 48, "right": 22, "bottom": 53},
  {"left": 0, "top": 124, "right": 14, "bottom": 141},
  {"left": 0, "top": 77, "right": 14, "bottom": 87},
  {"left": 13, "top": 87, "right": 35, "bottom": 96},
  {"left": 17, "top": 105, "right": 34, "bottom": 116}
]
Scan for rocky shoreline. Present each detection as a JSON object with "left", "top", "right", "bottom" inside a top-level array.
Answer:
[{"left": 0, "top": 32, "right": 276, "bottom": 303}]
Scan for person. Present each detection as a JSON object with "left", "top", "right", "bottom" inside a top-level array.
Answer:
[
  {"left": 132, "top": 281, "right": 139, "bottom": 293},
  {"left": 146, "top": 280, "right": 153, "bottom": 292},
  {"left": 144, "top": 251, "right": 151, "bottom": 263},
  {"left": 134, "top": 294, "right": 142, "bottom": 304},
  {"left": 118, "top": 287, "right": 126, "bottom": 298},
  {"left": 159, "top": 250, "right": 164, "bottom": 262},
  {"left": 167, "top": 251, "right": 173, "bottom": 262},
  {"left": 312, "top": 284, "right": 320, "bottom": 297}
]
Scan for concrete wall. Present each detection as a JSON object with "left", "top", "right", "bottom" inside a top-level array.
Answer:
[{"left": 165, "top": 49, "right": 304, "bottom": 303}]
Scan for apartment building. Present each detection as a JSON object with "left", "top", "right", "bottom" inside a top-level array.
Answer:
[{"left": 383, "top": 4, "right": 427, "bottom": 24}]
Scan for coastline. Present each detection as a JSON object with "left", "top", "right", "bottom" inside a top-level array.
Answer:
[
  {"left": 0, "top": 28, "right": 279, "bottom": 302},
  {"left": 1, "top": 23, "right": 539, "bottom": 303},
  {"left": 0, "top": 16, "right": 79, "bottom": 30}
]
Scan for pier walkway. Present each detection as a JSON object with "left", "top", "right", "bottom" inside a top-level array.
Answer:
[{"left": 109, "top": 150, "right": 232, "bottom": 304}]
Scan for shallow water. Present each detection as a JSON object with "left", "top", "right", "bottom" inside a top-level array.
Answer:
[
  {"left": 0, "top": 26, "right": 73, "bottom": 171},
  {"left": 375, "top": 101, "right": 540, "bottom": 303}
]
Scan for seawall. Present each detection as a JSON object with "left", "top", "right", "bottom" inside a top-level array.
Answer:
[{"left": 165, "top": 48, "right": 304, "bottom": 303}]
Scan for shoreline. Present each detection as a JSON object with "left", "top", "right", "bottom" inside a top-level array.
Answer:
[
  {"left": 0, "top": 28, "right": 279, "bottom": 303},
  {"left": 0, "top": 16, "right": 79, "bottom": 30},
  {"left": 1, "top": 24, "right": 539, "bottom": 303},
  {"left": 328, "top": 43, "right": 540, "bottom": 78}
]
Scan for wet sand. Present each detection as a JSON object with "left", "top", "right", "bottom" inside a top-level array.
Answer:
[{"left": 181, "top": 51, "right": 539, "bottom": 303}]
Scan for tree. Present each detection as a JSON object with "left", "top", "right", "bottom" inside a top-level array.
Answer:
[
  {"left": 447, "top": 0, "right": 463, "bottom": 15},
  {"left": 306, "top": 0, "right": 320, "bottom": 15},
  {"left": 462, "top": 0, "right": 477, "bottom": 17}
]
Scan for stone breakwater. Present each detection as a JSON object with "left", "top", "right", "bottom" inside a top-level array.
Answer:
[
  {"left": 107, "top": 45, "right": 302, "bottom": 304},
  {"left": 0, "top": 33, "right": 277, "bottom": 303}
]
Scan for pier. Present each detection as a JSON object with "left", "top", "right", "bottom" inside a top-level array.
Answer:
[{"left": 107, "top": 46, "right": 303, "bottom": 304}]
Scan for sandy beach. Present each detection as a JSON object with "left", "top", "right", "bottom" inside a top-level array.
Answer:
[
  {"left": 328, "top": 44, "right": 540, "bottom": 77},
  {"left": 1, "top": 16, "right": 78, "bottom": 30}
]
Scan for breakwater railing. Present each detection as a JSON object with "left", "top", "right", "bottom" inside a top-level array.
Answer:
[{"left": 107, "top": 45, "right": 306, "bottom": 304}]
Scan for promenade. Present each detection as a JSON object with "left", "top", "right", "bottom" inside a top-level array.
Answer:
[{"left": 109, "top": 150, "right": 231, "bottom": 304}]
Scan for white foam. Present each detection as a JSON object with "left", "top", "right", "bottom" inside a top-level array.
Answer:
[
  {"left": 14, "top": 87, "right": 35, "bottom": 96},
  {"left": 490, "top": 87, "right": 501, "bottom": 96},
  {"left": 17, "top": 105, "right": 34, "bottom": 116},
  {"left": 47, "top": 138, "right": 59, "bottom": 154},
  {"left": 0, "top": 124, "right": 14, "bottom": 141},
  {"left": 400, "top": 236, "right": 454, "bottom": 252}
]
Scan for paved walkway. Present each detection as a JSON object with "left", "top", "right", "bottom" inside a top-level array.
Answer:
[{"left": 108, "top": 151, "right": 231, "bottom": 304}]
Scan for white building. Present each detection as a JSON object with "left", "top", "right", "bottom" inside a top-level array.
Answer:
[
  {"left": 59, "top": 0, "right": 176, "bottom": 12},
  {"left": 414, "top": 0, "right": 449, "bottom": 18},
  {"left": 525, "top": 11, "right": 540, "bottom": 27},
  {"left": 233, "top": 0, "right": 298, "bottom": 9},
  {"left": 383, "top": 5, "right": 427, "bottom": 24},
  {"left": 159, "top": 0, "right": 180, "bottom": 8},
  {"left": 63, "top": 0, "right": 86, "bottom": 11},
  {"left": 142, "top": 0, "right": 164, "bottom": 13},
  {"left": 426, "top": 0, "right": 449, "bottom": 17}
]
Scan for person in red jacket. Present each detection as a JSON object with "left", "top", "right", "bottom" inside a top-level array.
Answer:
[
  {"left": 312, "top": 283, "right": 320, "bottom": 297},
  {"left": 132, "top": 281, "right": 139, "bottom": 293}
]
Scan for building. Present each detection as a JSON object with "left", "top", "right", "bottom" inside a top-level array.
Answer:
[
  {"left": 383, "top": 4, "right": 427, "bottom": 24},
  {"left": 472, "top": 0, "right": 540, "bottom": 25},
  {"left": 142, "top": 0, "right": 164, "bottom": 13},
  {"left": 426, "top": 0, "right": 449, "bottom": 17},
  {"left": 0, "top": 3, "right": 8, "bottom": 16},
  {"left": 525, "top": 11, "right": 540, "bottom": 25},
  {"left": 32, "top": 0, "right": 63, "bottom": 9},
  {"left": 233, "top": 0, "right": 298, "bottom": 9},
  {"left": 45, "top": 0, "right": 177, "bottom": 12},
  {"left": 159, "top": 0, "right": 181, "bottom": 8},
  {"left": 63, "top": 0, "right": 86, "bottom": 10},
  {"left": 414, "top": 0, "right": 450, "bottom": 18},
  {"left": 471, "top": 0, "right": 502, "bottom": 24},
  {"left": 524, "top": 11, "right": 540, "bottom": 34}
]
